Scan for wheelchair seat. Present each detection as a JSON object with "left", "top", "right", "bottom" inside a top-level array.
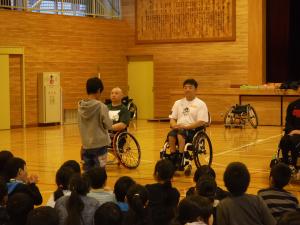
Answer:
[{"left": 231, "top": 105, "right": 248, "bottom": 115}]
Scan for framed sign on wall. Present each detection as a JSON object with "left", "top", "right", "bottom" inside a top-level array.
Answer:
[{"left": 136, "top": 0, "right": 236, "bottom": 43}]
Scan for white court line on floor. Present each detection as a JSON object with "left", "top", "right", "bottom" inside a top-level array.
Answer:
[
  {"left": 141, "top": 134, "right": 282, "bottom": 166},
  {"left": 210, "top": 133, "right": 282, "bottom": 172},
  {"left": 213, "top": 134, "right": 282, "bottom": 157},
  {"left": 211, "top": 161, "right": 270, "bottom": 173}
]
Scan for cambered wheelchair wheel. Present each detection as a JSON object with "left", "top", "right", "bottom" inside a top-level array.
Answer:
[
  {"left": 113, "top": 131, "right": 141, "bottom": 169},
  {"left": 192, "top": 131, "right": 213, "bottom": 168},
  {"left": 247, "top": 105, "right": 258, "bottom": 128}
]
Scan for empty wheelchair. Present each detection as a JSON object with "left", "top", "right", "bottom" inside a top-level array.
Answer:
[
  {"left": 160, "top": 126, "right": 213, "bottom": 176},
  {"left": 107, "top": 130, "right": 141, "bottom": 169},
  {"left": 224, "top": 104, "right": 258, "bottom": 128}
]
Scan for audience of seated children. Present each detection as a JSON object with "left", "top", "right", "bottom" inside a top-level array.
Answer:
[
  {"left": 123, "top": 184, "right": 149, "bottom": 225},
  {"left": 85, "top": 167, "right": 116, "bottom": 205},
  {"left": 4, "top": 157, "right": 42, "bottom": 206},
  {"left": 145, "top": 159, "right": 180, "bottom": 225},
  {"left": 0, "top": 153, "right": 299, "bottom": 225},
  {"left": 55, "top": 173, "right": 100, "bottom": 225},
  {"left": 94, "top": 202, "right": 122, "bottom": 225},
  {"left": 113, "top": 176, "right": 136, "bottom": 212},
  {"left": 258, "top": 163, "right": 299, "bottom": 220},
  {"left": 26, "top": 206, "right": 59, "bottom": 225},
  {"left": 216, "top": 162, "right": 276, "bottom": 225}
]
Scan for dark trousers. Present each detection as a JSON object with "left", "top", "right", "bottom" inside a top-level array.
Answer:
[
  {"left": 279, "top": 134, "right": 300, "bottom": 168},
  {"left": 81, "top": 146, "right": 107, "bottom": 171}
]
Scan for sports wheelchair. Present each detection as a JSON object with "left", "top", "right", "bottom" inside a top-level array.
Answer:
[
  {"left": 107, "top": 130, "right": 141, "bottom": 169},
  {"left": 224, "top": 104, "right": 258, "bottom": 128},
  {"left": 160, "top": 126, "right": 213, "bottom": 176}
]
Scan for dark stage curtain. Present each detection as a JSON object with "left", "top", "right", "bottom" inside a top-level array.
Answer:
[{"left": 266, "top": 0, "right": 300, "bottom": 82}]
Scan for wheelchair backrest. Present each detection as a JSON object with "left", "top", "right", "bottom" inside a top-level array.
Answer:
[
  {"left": 122, "top": 96, "right": 133, "bottom": 106},
  {"left": 232, "top": 104, "right": 248, "bottom": 114}
]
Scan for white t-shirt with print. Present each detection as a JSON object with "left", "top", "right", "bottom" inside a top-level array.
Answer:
[{"left": 169, "top": 97, "right": 208, "bottom": 125}]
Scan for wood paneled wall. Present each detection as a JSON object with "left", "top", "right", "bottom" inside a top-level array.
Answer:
[
  {"left": 2, "top": 0, "right": 266, "bottom": 124},
  {"left": 122, "top": 0, "right": 265, "bottom": 117},
  {"left": 0, "top": 10, "right": 129, "bottom": 126},
  {"left": 122, "top": 0, "right": 251, "bottom": 117}
]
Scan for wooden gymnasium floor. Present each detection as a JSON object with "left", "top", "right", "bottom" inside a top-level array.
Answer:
[{"left": 0, "top": 120, "right": 299, "bottom": 204}]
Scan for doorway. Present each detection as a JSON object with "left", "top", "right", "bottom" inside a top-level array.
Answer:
[
  {"left": 0, "top": 47, "right": 25, "bottom": 129},
  {"left": 127, "top": 56, "right": 154, "bottom": 120}
]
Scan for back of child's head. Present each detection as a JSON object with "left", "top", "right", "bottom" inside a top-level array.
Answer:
[
  {"left": 188, "top": 195, "right": 213, "bottom": 223},
  {"left": 54, "top": 166, "right": 75, "bottom": 201},
  {"left": 114, "top": 176, "right": 136, "bottom": 202},
  {"left": 4, "top": 157, "right": 26, "bottom": 181},
  {"left": 270, "top": 163, "right": 291, "bottom": 189},
  {"left": 26, "top": 206, "right": 59, "bottom": 225},
  {"left": 154, "top": 159, "right": 175, "bottom": 185},
  {"left": 84, "top": 167, "right": 107, "bottom": 189},
  {"left": 86, "top": 77, "right": 104, "bottom": 94},
  {"left": 126, "top": 184, "right": 148, "bottom": 215},
  {"left": 7, "top": 193, "right": 34, "bottom": 225},
  {"left": 0, "top": 150, "right": 13, "bottom": 175},
  {"left": 224, "top": 162, "right": 250, "bottom": 196},
  {"left": 0, "top": 177, "right": 8, "bottom": 205},
  {"left": 61, "top": 160, "right": 81, "bottom": 174},
  {"left": 94, "top": 202, "right": 122, "bottom": 225},
  {"left": 193, "top": 165, "right": 216, "bottom": 183},
  {"left": 177, "top": 196, "right": 212, "bottom": 225},
  {"left": 196, "top": 176, "right": 217, "bottom": 202},
  {"left": 277, "top": 211, "right": 300, "bottom": 225},
  {"left": 69, "top": 173, "right": 90, "bottom": 195}
]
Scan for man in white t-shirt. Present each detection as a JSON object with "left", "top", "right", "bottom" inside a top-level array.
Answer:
[{"left": 168, "top": 79, "right": 209, "bottom": 161}]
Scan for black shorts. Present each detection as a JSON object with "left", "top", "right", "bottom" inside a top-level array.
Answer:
[{"left": 168, "top": 129, "right": 196, "bottom": 143}]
